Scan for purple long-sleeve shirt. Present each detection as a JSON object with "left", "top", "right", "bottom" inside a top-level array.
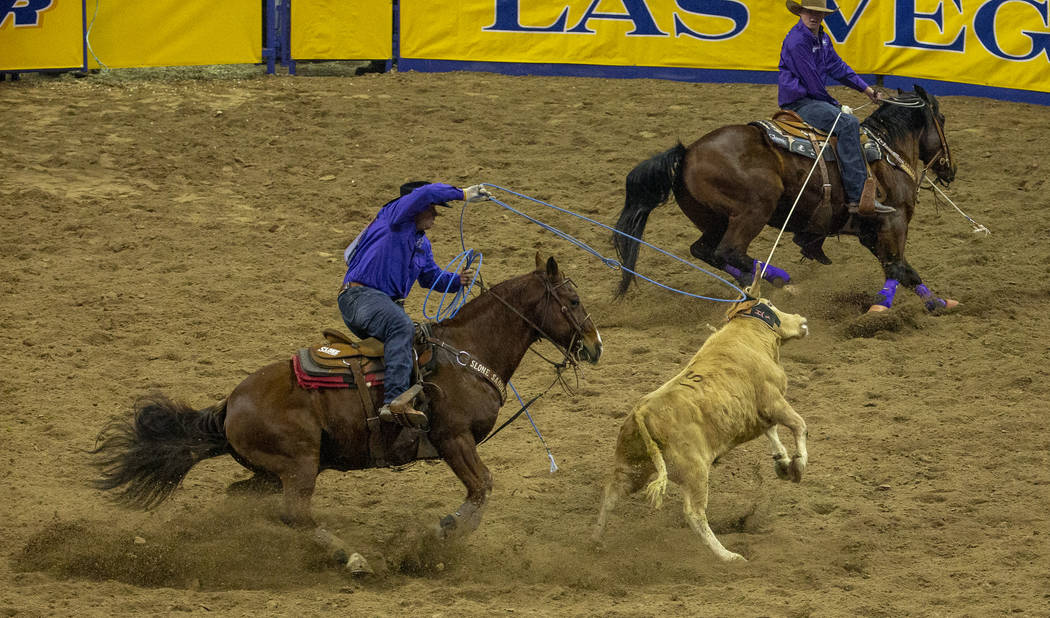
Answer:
[
  {"left": 342, "top": 183, "right": 465, "bottom": 300},
  {"left": 778, "top": 20, "right": 869, "bottom": 108}
]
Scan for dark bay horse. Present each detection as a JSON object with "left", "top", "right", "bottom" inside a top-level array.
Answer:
[
  {"left": 92, "top": 254, "right": 602, "bottom": 567},
  {"left": 613, "top": 85, "right": 957, "bottom": 313}
]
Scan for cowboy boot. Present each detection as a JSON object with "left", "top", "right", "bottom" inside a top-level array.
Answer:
[
  {"left": 379, "top": 383, "right": 428, "bottom": 429},
  {"left": 847, "top": 177, "right": 895, "bottom": 216}
]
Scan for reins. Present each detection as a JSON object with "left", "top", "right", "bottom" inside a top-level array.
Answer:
[
  {"left": 870, "top": 97, "right": 987, "bottom": 234},
  {"left": 478, "top": 371, "right": 566, "bottom": 446}
]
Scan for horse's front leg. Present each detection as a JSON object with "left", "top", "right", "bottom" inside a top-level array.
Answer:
[
  {"left": 861, "top": 216, "right": 957, "bottom": 313},
  {"left": 435, "top": 433, "right": 493, "bottom": 541}
]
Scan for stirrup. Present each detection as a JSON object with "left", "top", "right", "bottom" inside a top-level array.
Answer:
[{"left": 380, "top": 384, "right": 428, "bottom": 429}]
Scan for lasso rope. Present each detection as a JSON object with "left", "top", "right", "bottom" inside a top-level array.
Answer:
[
  {"left": 921, "top": 175, "right": 991, "bottom": 235},
  {"left": 478, "top": 184, "right": 747, "bottom": 303},
  {"left": 421, "top": 249, "right": 481, "bottom": 320},
  {"left": 421, "top": 185, "right": 750, "bottom": 473}
]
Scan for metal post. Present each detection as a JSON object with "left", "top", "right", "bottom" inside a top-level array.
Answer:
[
  {"left": 263, "top": 0, "right": 277, "bottom": 74},
  {"left": 390, "top": 0, "right": 399, "bottom": 72},
  {"left": 281, "top": 0, "right": 295, "bottom": 75}
]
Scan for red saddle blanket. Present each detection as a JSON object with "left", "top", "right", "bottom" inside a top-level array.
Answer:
[{"left": 291, "top": 353, "right": 385, "bottom": 390}]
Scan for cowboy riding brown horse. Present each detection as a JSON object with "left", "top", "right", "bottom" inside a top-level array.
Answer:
[
  {"left": 91, "top": 253, "right": 602, "bottom": 568},
  {"left": 613, "top": 85, "right": 957, "bottom": 313}
]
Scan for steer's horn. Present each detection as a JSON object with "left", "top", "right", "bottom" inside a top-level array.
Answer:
[{"left": 744, "top": 269, "right": 761, "bottom": 300}]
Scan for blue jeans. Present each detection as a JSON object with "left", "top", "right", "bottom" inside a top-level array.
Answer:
[
  {"left": 337, "top": 286, "right": 414, "bottom": 404},
  {"left": 783, "top": 98, "right": 867, "bottom": 203}
]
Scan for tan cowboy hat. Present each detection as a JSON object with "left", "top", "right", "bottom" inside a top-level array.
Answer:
[{"left": 786, "top": 0, "right": 836, "bottom": 15}]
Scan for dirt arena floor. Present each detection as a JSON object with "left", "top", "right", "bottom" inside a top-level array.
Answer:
[{"left": 3, "top": 66, "right": 1049, "bottom": 617}]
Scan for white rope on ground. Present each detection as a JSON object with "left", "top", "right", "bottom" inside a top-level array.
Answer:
[{"left": 922, "top": 177, "right": 991, "bottom": 235}]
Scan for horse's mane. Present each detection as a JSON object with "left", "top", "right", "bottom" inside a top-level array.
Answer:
[
  {"left": 861, "top": 94, "right": 927, "bottom": 146},
  {"left": 434, "top": 270, "right": 537, "bottom": 327}
]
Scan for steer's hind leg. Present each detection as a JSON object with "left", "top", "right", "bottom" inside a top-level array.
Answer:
[
  {"left": 678, "top": 459, "right": 745, "bottom": 562},
  {"left": 593, "top": 446, "right": 655, "bottom": 543}
]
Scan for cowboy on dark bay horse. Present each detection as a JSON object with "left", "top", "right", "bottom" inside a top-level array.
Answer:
[{"left": 780, "top": 0, "right": 893, "bottom": 264}]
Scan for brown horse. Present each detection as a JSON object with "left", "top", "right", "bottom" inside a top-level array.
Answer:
[
  {"left": 91, "top": 254, "right": 602, "bottom": 567},
  {"left": 613, "top": 85, "right": 957, "bottom": 313}
]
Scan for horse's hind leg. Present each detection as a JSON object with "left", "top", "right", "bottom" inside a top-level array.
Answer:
[
  {"left": 274, "top": 457, "right": 355, "bottom": 565},
  {"left": 688, "top": 221, "right": 727, "bottom": 267},
  {"left": 715, "top": 206, "right": 792, "bottom": 287},
  {"left": 227, "top": 470, "right": 282, "bottom": 495},
  {"left": 675, "top": 189, "right": 729, "bottom": 268}
]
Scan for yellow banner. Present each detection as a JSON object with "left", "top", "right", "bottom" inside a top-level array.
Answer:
[
  {"left": 401, "top": 0, "right": 1050, "bottom": 94},
  {"left": 0, "top": 0, "right": 84, "bottom": 71},
  {"left": 86, "top": 0, "right": 260, "bottom": 69},
  {"left": 292, "top": 0, "right": 392, "bottom": 60}
]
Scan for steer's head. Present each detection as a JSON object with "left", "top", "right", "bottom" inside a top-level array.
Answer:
[{"left": 727, "top": 280, "right": 808, "bottom": 341}]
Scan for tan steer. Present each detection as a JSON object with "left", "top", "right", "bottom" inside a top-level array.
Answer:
[{"left": 593, "top": 292, "right": 809, "bottom": 562}]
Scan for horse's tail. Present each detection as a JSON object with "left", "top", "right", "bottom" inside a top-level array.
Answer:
[
  {"left": 613, "top": 142, "right": 688, "bottom": 298},
  {"left": 91, "top": 395, "right": 230, "bottom": 509},
  {"left": 633, "top": 404, "right": 670, "bottom": 509}
]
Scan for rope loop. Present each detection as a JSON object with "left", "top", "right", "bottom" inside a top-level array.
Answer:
[{"left": 474, "top": 183, "right": 747, "bottom": 304}]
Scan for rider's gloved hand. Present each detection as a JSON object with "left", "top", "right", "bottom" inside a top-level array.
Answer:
[{"left": 463, "top": 184, "right": 493, "bottom": 203}]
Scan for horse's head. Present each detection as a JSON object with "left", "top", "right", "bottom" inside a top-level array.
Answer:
[
  {"left": 914, "top": 84, "right": 956, "bottom": 186},
  {"left": 532, "top": 252, "right": 603, "bottom": 365}
]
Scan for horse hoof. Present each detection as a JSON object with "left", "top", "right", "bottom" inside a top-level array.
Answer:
[
  {"left": 867, "top": 305, "right": 889, "bottom": 313},
  {"left": 943, "top": 299, "right": 959, "bottom": 310}
]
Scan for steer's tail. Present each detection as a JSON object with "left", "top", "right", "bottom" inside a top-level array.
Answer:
[{"left": 633, "top": 404, "right": 670, "bottom": 509}]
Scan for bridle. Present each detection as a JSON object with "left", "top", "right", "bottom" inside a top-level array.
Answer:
[
  {"left": 919, "top": 101, "right": 953, "bottom": 187},
  {"left": 423, "top": 272, "right": 595, "bottom": 445},
  {"left": 865, "top": 96, "right": 953, "bottom": 191},
  {"left": 424, "top": 272, "right": 594, "bottom": 405},
  {"left": 488, "top": 272, "right": 594, "bottom": 370}
]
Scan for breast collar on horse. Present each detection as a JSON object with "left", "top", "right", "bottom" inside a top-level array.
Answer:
[
  {"left": 417, "top": 273, "right": 591, "bottom": 407},
  {"left": 420, "top": 323, "right": 508, "bottom": 405}
]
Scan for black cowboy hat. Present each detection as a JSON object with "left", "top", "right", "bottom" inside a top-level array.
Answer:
[{"left": 400, "top": 180, "right": 452, "bottom": 208}]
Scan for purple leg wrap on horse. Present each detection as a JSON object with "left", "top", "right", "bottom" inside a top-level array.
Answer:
[
  {"left": 754, "top": 260, "right": 790, "bottom": 285},
  {"left": 724, "top": 263, "right": 744, "bottom": 282},
  {"left": 875, "top": 278, "right": 899, "bottom": 308},
  {"left": 915, "top": 284, "right": 947, "bottom": 311},
  {"left": 724, "top": 260, "right": 790, "bottom": 286}
]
